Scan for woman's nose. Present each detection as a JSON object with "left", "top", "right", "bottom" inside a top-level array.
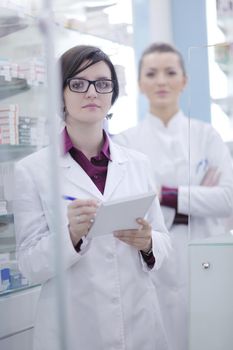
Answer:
[
  {"left": 156, "top": 73, "right": 166, "bottom": 84},
  {"left": 86, "top": 83, "right": 97, "bottom": 97}
]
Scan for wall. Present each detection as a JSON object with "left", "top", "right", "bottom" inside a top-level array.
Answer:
[
  {"left": 170, "top": 0, "right": 211, "bottom": 122},
  {"left": 132, "top": 0, "right": 173, "bottom": 119}
]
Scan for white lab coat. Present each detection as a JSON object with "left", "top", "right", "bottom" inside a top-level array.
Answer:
[
  {"left": 113, "top": 110, "right": 233, "bottom": 350},
  {"left": 13, "top": 137, "right": 171, "bottom": 350}
]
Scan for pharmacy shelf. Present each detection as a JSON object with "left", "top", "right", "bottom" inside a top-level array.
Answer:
[
  {"left": 0, "top": 145, "right": 37, "bottom": 162},
  {"left": 0, "top": 214, "right": 13, "bottom": 225},
  {"left": 0, "top": 243, "right": 15, "bottom": 254},
  {"left": 0, "top": 77, "right": 30, "bottom": 100},
  {"left": 0, "top": 284, "right": 30, "bottom": 297}
]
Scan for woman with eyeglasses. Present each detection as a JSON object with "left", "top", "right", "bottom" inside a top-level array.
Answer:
[
  {"left": 13, "top": 45, "right": 171, "bottom": 350},
  {"left": 113, "top": 42, "right": 233, "bottom": 350}
]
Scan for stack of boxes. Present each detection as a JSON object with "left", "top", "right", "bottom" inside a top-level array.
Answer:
[
  {"left": 18, "top": 115, "right": 38, "bottom": 146},
  {"left": 0, "top": 103, "right": 47, "bottom": 146},
  {"left": 0, "top": 104, "right": 19, "bottom": 145},
  {"left": 0, "top": 200, "right": 7, "bottom": 216}
]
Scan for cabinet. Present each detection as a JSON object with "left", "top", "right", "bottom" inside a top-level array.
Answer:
[{"left": 189, "top": 234, "right": 233, "bottom": 350}]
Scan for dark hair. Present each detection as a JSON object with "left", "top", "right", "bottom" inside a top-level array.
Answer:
[
  {"left": 138, "top": 42, "right": 186, "bottom": 79},
  {"left": 59, "top": 45, "right": 119, "bottom": 106}
]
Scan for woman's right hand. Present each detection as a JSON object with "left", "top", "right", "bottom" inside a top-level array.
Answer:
[
  {"left": 67, "top": 199, "right": 99, "bottom": 246},
  {"left": 201, "top": 167, "right": 221, "bottom": 186}
]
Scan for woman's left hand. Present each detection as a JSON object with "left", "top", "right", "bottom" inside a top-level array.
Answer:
[{"left": 113, "top": 218, "right": 152, "bottom": 252}]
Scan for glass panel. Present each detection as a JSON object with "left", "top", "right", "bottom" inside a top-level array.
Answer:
[
  {"left": 0, "top": 1, "right": 47, "bottom": 295},
  {"left": 188, "top": 6, "right": 233, "bottom": 347},
  {"left": 1, "top": 1, "right": 139, "bottom": 350},
  {"left": 50, "top": 1, "right": 139, "bottom": 348},
  {"left": 188, "top": 50, "right": 233, "bottom": 243},
  {"left": 0, "top": 1, "right": 50, "bottom": 348}
]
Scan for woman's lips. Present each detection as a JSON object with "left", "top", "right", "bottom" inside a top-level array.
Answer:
[
  {"left": 82, "top": 104, "right": 100, "bottom": 108},
  {"left": 156, "top": 91, "right": 169, "bottom": 96}
]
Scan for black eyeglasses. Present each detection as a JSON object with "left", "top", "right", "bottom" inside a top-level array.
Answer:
[{"left": 67, "top": 78, "right": 114, "bottom": 94}]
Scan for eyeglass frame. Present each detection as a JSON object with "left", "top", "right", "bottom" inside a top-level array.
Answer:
[{"left": 66, "top": 77, "right": 115, "bottom": 94}]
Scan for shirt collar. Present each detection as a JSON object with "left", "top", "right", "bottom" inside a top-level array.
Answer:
[{"left": 62, "top": 127, "right": 111, "bottom": 161}]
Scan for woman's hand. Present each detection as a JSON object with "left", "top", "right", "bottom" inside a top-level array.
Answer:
[
  {"left": 67, "top": 199, "right": 99, "bottom": 246},
  {"left": 113, "top": 218, "right": 152, "bottom": 253},
  {"left": 201, "top": 167, "right": 221, "bottom": 186}
]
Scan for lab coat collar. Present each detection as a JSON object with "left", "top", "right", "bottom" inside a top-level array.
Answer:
[
  {"left": 59, "top": 135, "right": 128, "bottom": 200},
  {"left": 103, "top": 137, "right": 128, "bottom": 200},
  {"left": 147, "top": 110, "right": 186, "bottom": 132}
]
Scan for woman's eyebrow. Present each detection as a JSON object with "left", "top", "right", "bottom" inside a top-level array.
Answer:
[{"left": 73, "top": 75, "right": 111, "bottom": 80}]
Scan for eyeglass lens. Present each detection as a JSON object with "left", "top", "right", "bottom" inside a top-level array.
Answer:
[{"left": 68, "top": 79, "right": 114, "bottom": 93}]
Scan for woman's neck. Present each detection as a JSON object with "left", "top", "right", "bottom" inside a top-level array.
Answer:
[
  {"left": 66, "top": 123, "right": 104, "bottom": 160},
  {"left": 150, "top": 105, "right": 179, "bottom": 126}
]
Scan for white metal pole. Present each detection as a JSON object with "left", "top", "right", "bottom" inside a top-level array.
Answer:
[{"left": 39, "top": 1, "right": 69, "bottom": 349}]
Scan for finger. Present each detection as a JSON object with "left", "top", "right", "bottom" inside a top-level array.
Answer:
[
  {"left": 117, "top": 235, "right": 147, "bottom": 244},
  {"left": 201, "top": 169, "right": 212, "bottom": 185},
  {"left": 74, "top": 206, "right": 98, "bottom": 216},
  {"left": 75, "top": 213, "right": 96, "bottom": 224},
  {"left": 116, "top": 235, "right": 149, "bottom": 250},
  {"left": 212, "top": 171, "right": 221, "bottom": 186},
  {"left": 202, "top": 168, "right": 220, "bottom": 186},
  {"left": 114, "top": 229, "right": 150, "bottom": 240},
  {"left": 201, "top": 167, "right": 218, "bottom": 186},
  {"left": 136, "top": 218, "right": 151, "bottom": 230},
  {"left": 69, "top": 199, "right": 100, "bottom": 209},
  {"left": 68, "top": 206, "right": 97, "bottom": 222}
]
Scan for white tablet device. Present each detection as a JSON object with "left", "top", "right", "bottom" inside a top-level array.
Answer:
[{"left": 88, "top": 191, "right": 156, "bottom": 238}]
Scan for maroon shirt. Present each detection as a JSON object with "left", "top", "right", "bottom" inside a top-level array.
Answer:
[{"left": 161, "top": 186, "right": 189, "bottom": 225}]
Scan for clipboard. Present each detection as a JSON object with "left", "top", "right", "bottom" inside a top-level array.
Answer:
[{"left": 88, "top": 191, "right": 156, "bottom": 238}]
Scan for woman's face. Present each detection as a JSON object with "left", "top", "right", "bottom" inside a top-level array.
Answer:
[
  {"left": 64, "top": 60, "right": 113, "bottom": 126},
  {"left": 139, "top": 52, "right": 187, "bottom": 111}
]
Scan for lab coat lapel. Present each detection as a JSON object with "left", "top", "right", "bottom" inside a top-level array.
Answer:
[
  {"left": 59, "top": 152, "right": 103, "bottom": 199},
  {"left": 103, "top": 139, "right": 128, "bottom": 200}
]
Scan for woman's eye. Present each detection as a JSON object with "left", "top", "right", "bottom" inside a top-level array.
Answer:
[
  {"left": 167, "top": 71, "right": 177, "bottom": 76},
  {"left": 146, "top": 72, "right": 156, "bottom": 78},
  {"left": 97, "top": 81, "right": 108, "bottom": 88},
  {"left": 97, "top": 81, "right": 105, "bottom": 88},
  {"left": 71, "top": 81, "right": 83, "bottom": 89}
]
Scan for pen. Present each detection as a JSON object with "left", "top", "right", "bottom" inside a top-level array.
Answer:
[{"left": 63, "top": 195, "right": 77, "bottom": 201}]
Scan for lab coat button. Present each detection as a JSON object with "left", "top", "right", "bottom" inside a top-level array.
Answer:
[
  {"left": 112, "top": 297, "right": 119, "bottom": 305},
  {"left": 106, "top": 252, "right": 114, "bottom": 260}
]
